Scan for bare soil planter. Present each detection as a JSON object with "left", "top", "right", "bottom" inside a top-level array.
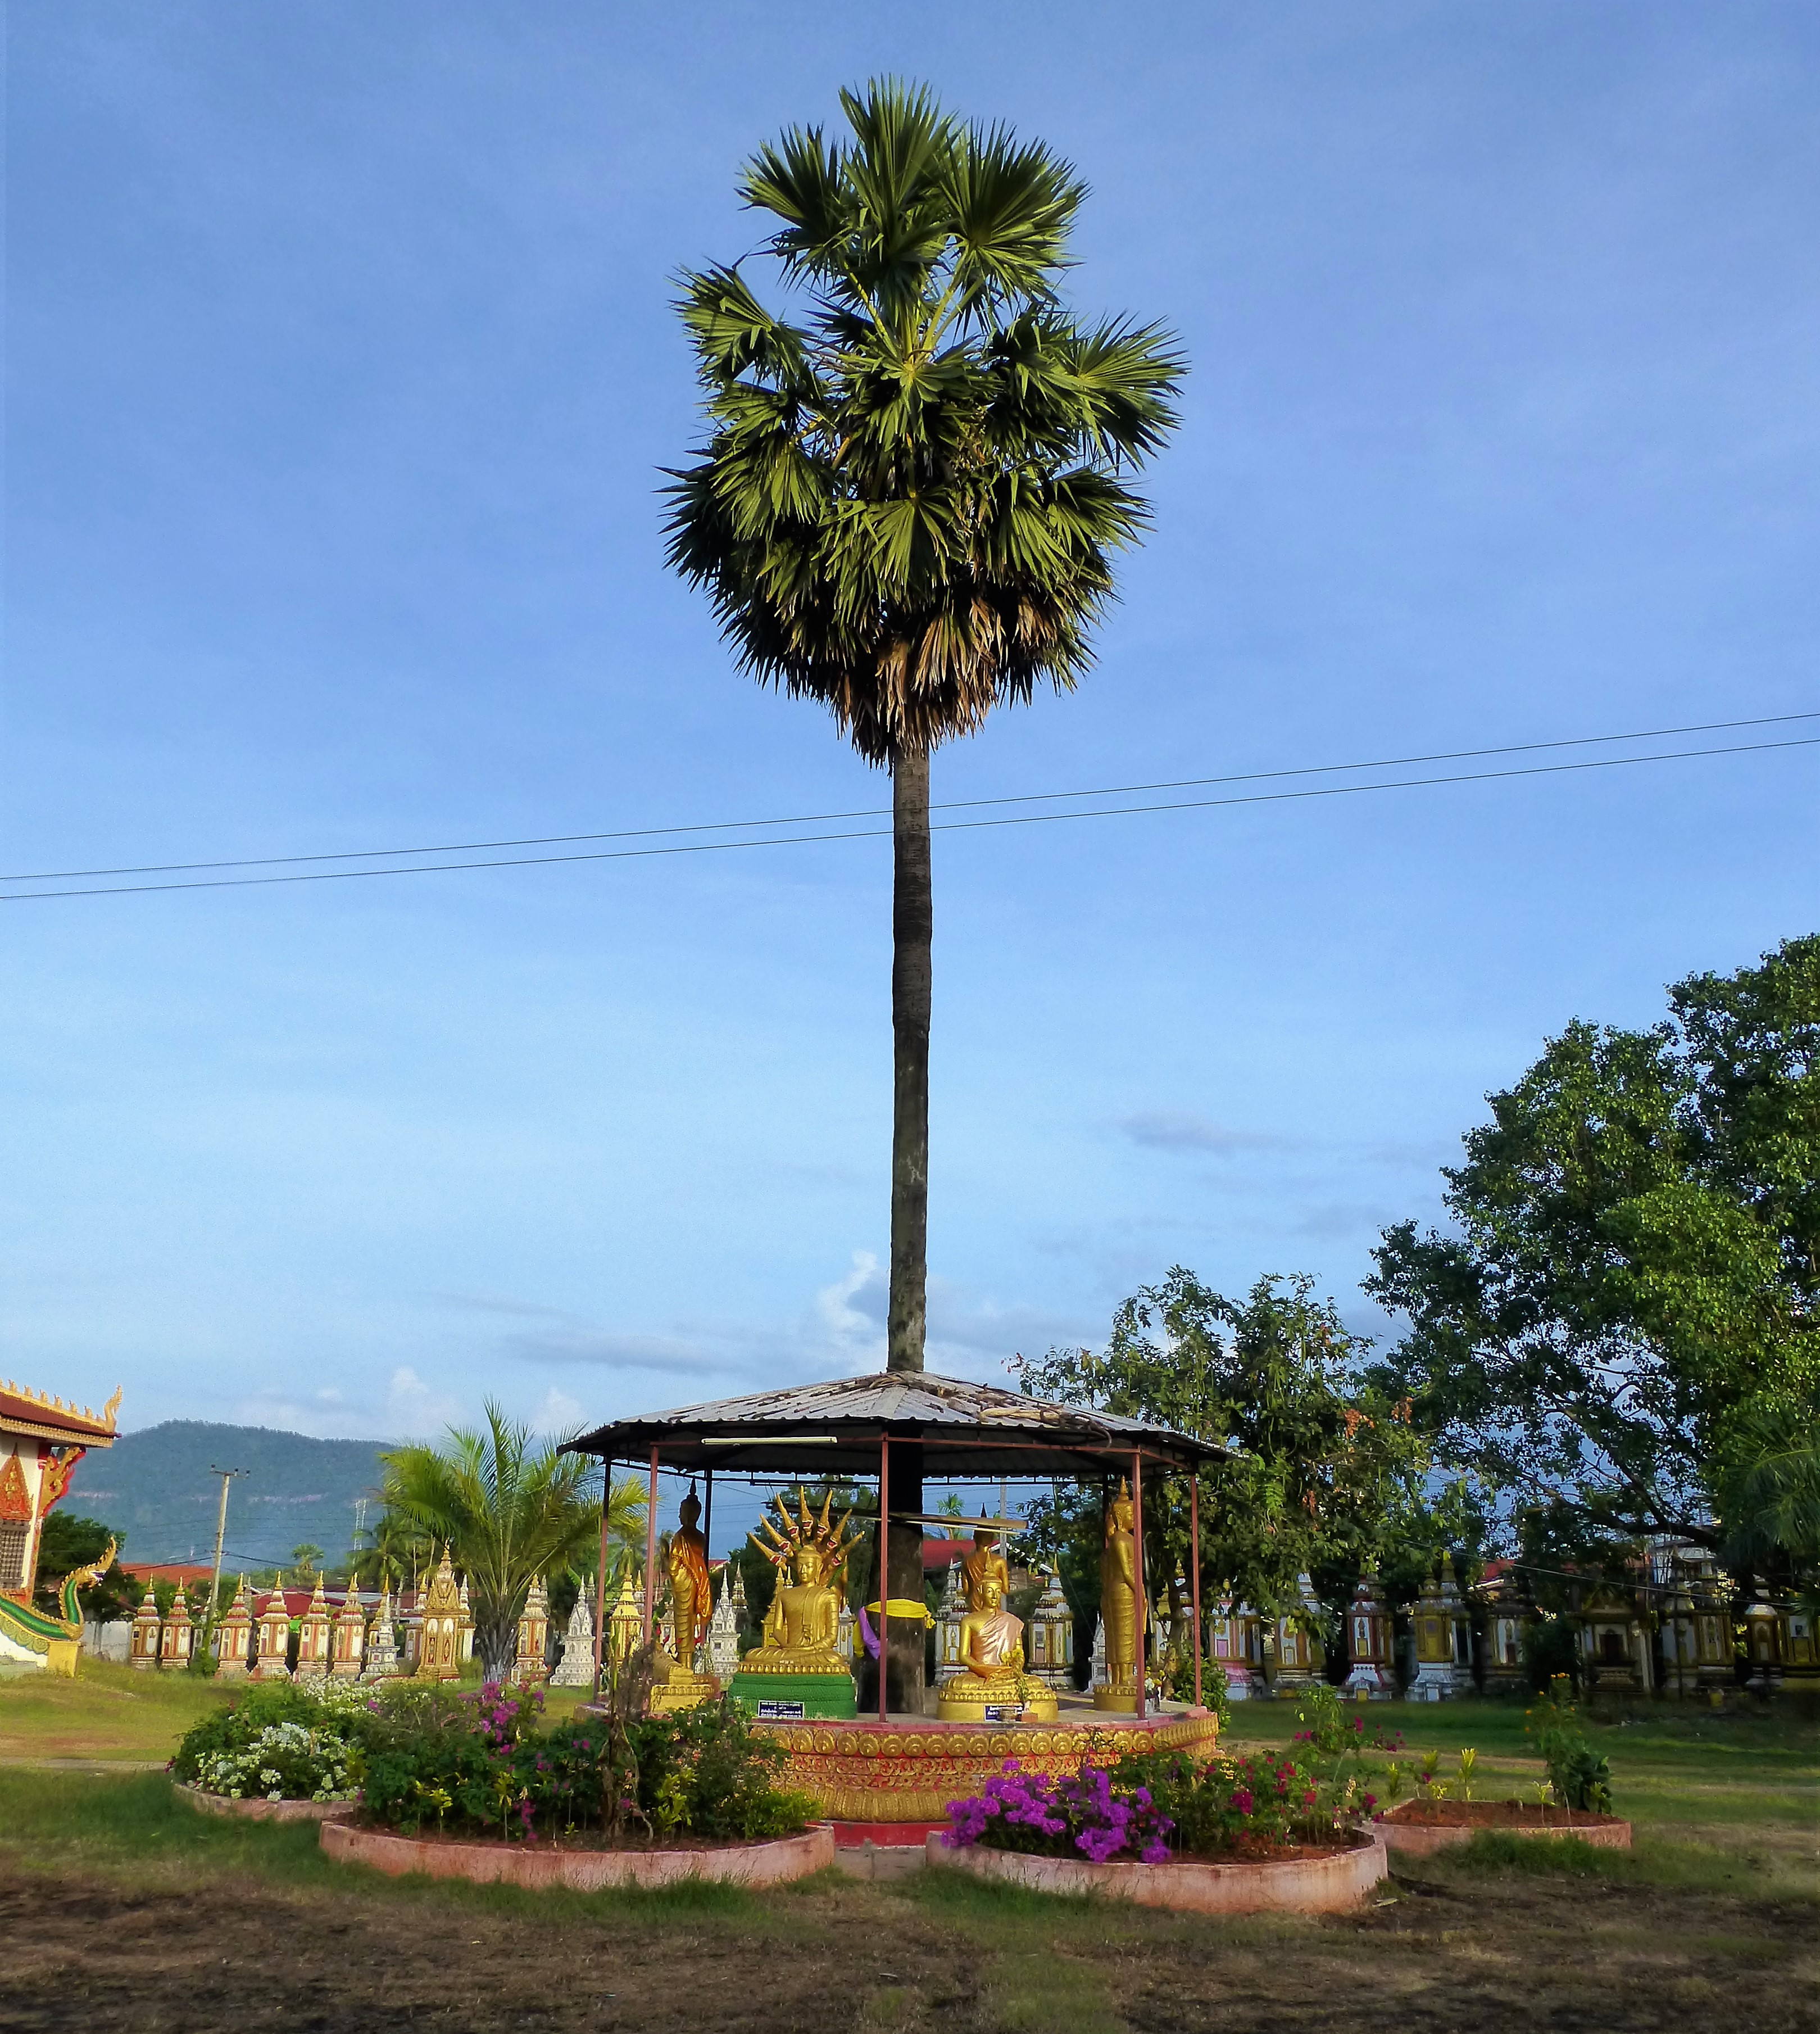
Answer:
[
  {"left": 925, "top": 1828, "right": 1387, "bottom": 1915},
  {"left": 1374, "top": 1799, "right": 1632, "bottom": 1856},
  {"left": 176, "top": 1783, "right": 357, "bottom": 1825},
  {"left": 322, "top": 1819, "right": 836, "bottom": 1891}
]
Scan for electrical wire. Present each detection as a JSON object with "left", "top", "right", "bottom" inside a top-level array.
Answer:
[
  {"left": 4, "top": 729, "right": 1814, "bottom": 904},
  {"left": 3, "top": 708, "right": 1812, "bottom": 886}
]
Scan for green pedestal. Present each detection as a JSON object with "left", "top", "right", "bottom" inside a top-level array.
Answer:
[{"left": 729, "top": 1669, "right": 857, "bottom": 1720}]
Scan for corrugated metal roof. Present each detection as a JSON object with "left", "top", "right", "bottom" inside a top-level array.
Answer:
[{"left": 563, "top": 1368, "right": 1224, "bottom": 1481}]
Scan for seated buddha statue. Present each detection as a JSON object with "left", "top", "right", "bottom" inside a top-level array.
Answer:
[
  {"left": 733, "top": 1489, "right": 863, "bottom": 1684},
  {"left": 937, "top": 1571, "right": 1058, "bottom": 1722}
]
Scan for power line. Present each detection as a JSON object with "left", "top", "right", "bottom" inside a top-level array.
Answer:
[
  {"left": 3, "top": 709, "right": 1812, "bottom": 886},
  {"left": 4, "top": 731, "right": 1814, "bottom": 904}
]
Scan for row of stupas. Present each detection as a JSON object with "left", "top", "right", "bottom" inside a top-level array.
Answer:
[{"left": 124, "top": 1550, "right": 566, "bottom": 1687}]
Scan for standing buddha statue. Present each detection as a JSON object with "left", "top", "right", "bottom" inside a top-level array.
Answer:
[
  {"left": 1092, "top": 1479, "right": 1138, "bottom": 1711},
  {"left": 649, "top": 1485, "right": 719, "bottom": 1712}
]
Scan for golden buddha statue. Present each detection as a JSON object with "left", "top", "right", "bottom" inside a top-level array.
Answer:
[
  {"left": 960, "top": 1516, "right": 1010, "bottom": 1610},
  {"left": 649, "top": 1485, "right": 719, "bottom": 1712},
  {"left": 937, "top": 1567, "right": 1058, "bottom": 1722},
  {"left": 1092, "top": 1478, "right": 1138, "bottom": 1711},
  {"left": 729, "top": 1488, "right": 864, "bottom": 1719}
]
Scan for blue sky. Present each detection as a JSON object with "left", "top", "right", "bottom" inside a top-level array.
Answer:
[{"left": 6, "top": 2, "right": 1816, "bottom": 1537}]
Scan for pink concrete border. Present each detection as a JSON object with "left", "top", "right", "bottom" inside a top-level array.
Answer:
[
  {"left": 321, "top": 1819, "right": 835, "bottom": 1890},
  {"left": 926, "top": 1829, "right": 1387, "bottom": 1915},
  {"left": 1374, "top": 1811, "right": 1631, "bottom": 1856},
  {"left": 176, "top": 1782, "right": 356, "bottom": 1824}
]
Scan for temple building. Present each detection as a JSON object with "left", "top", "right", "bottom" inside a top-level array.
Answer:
[
  {"left": 330, "top": 1589, "right": 366, "bottom": 1679},
  {"left": 1409, "top": 1557, "right": 1475, "bottom": 1699},
  {"left": 514, "top": 1575, "right": 550, "bottom": 1685},
  {"left": 1474, "top": 1562, "right": 1532, "bottom": 1695},
  {"left": 416, "top": 1548, "right": 464, "bottom": 1680},
  {"left": 129, "top": 1589, "right": 162, "bottom": 1670},
  {"left": 158, "top": 1588, "right": 194, "bottom": 1669},
  {"left": 363, "top": 1583, "right": 401, "bottom": 1680},
  {"left": 1028, "top": 1568, "right": 1074, "bottom": 1689},
  {"left": 253, "top": 1584, "right": 293, "bottom": 1680},
  {"left": 1342, "top": 1569, "right": 1396, "bottom": 1698},
  {"left": 0, "top": 1377, "right": 120, "bottom": 1675},
  {"left": 1208, "top": 1597, "right": 1265, "bottom": 1701},
  {"left": 606, "top": 1567, "right": 643, "bottom": 1665},
  {"left": 294, "top": 1578, "right": 333, "bottom": 1679},
  {"left": 1579, "top": 1582, "right": 1650, "bottom": 1694},
  {"left": 1270, "top": 1575, "right": 1326, "bottom": 1696},
  {"left": 933, "top": 1553, "right": 966, "bottom": 1682},
  {"left": 215, "top": 1580, "right": 254, "bottom": 1680},
  {"left": 552, "top": 1591, "right": 598, "bottom": 1687}
]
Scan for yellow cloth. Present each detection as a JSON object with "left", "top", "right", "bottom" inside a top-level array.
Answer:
[{"left": 865, "top": 1598, "right": 935, "bottom": 1627}]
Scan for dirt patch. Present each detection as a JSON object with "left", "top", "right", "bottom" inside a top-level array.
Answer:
[
  {"left": 1379, "top": 1799, "right": 1620, "bottom": 1831},
  {"left": 1, "top": 1858, "right": 1813, "bottom": 2033}
]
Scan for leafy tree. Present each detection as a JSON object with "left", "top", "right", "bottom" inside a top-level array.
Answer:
[
  {"left": 1711, "top": 1401, "right": 1820, "bottom": 1585},
  {"left": 289, "top": 1543, "right": 326, "bottom": 1580},
  {"left": 380, "top": 1402, "right": 642, "bottom": 1678},
  {"left": 1015, "top": 1271, "right": 1434, "bottom": 1668},
  {"left": 350, "top": 1510, "right": 435, "bottom": 1594},
  {"left": 33, "top": 1512, "right": 134, "bottom": 1624},
  {"left": 1367, "top": 936, "right": 1820, "bottom": 1561},
  {"left": 665, "top": 79, "right": 1183, "bottom": 1390}
]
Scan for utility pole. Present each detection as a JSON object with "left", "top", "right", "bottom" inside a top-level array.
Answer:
[{"left": 204, "top": 1466, "right": 247, "bottom": 1651}]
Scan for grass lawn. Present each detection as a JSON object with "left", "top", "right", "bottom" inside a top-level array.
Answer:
[
  {"left": 0, "top": 1660, "right": 233, "bottom": 1764},
  {"left": 1, "top": 1692, "right": 1813, "bottom": 2032},
  {"left": 1223, "top": 1693, "right": 1820, "bottom": 1895},
  {"left": 0, "top": 1661, "right": 600, "bottom": 1766}
]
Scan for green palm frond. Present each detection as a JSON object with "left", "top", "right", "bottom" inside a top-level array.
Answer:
[
  {"left": 665, "top": 78, "right": 1183, "bottom": 767},
  {"left": 379, "top": 1400, "right": 643, "bottom": 1675}
]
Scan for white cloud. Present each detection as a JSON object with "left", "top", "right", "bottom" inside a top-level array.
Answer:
[
  {"left": 531, "top": 1385, "right": 585, "bottom": 1435},
  {"left": 385, "top": 1365, "right": 466, "bottom": 1439},
  {"left": 814, "top": 1250, "right": 887, "bottom": 1360}
]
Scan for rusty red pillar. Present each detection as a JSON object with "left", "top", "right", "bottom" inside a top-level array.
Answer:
[
  {"left": 642, "top": 1446, "right": 660, "bottom": 1647},
  {"left": 878, "top": 1434, "right": 890, "bottom": 1724},
  {"left": 592, "top": 1470, "right": 611, "bottom": 1698},
  {"left": 1189, "top": 1469, "right": 1203, "bottom": 1710},
  {"left": 1133, "top": 1449, "right": 1146, "bottom": 1722}
]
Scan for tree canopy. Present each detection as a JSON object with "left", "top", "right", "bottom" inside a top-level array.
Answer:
[
  {"left": 1367, "top": 935, "right": 1820, "bottom": 1574},
  {"left": 664, "top": 78, "right": 1184, "bottom": 766},
  {"left": 1015, "top": 1270, "right": 1447, "bottom": 1664}
]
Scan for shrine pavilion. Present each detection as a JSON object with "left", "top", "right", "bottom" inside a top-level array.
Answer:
[
  {"left": 566, "top": 1366, "right": 1228, "bottom": 1847},
  {"left": 0, "top": 1376, "right": 119, "bottom": 1675}
]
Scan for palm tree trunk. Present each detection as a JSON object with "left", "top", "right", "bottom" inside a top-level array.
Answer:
[
  {"left": 888, "top": 742, "right": 931, "bottom": 1375},
  {"left": 884, "top": 743, "right": 929, "bottom": 1713}
]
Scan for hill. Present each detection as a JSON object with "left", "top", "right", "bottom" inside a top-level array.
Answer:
[{"left": 61, "top": 1421, "right": 395, "bottom": 1568}]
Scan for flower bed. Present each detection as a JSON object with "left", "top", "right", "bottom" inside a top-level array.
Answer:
[
  {"left": 1374, "top": 1798, "right": 1632, "bottom": 1856},
  {"left": 173, "top": 1661, "right": 818, "bottom": 1856},
  {"left": 929, "top": 1825, "right": 1386, "bottom": 1914},
  {"left": 937, "top": 1745, "right": 1385, "bottom": 1913},
  {"left": 323, "top": 1818, "right": 835, "bottom": 1890},
  {"left": 171, "top": 1680, "right": 366, "bottom": 1804},
  {"left": 175, "top": 1783, "right": 357, "bottom": 1824}
]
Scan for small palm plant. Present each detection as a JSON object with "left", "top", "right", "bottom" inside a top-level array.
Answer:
[{"left": 381, "top": 1402, "right": 646, "bottom": 1679}]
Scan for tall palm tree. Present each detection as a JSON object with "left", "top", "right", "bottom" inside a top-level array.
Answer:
[
  {"left": 666, "top": 80, "right": 1183, "bottom": 1381},
  {"left": 381, "top": 1402, "right": 646, "bottom": 1678}
]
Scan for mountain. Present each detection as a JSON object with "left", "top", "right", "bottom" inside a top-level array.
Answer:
[{"left": 61, "top": 1421, "right": 395, "bottom": 1568}]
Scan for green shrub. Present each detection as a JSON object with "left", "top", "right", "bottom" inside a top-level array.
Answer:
[{"left": 1525, "top": 1675, "right": 1613, "bottom": 1813}]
